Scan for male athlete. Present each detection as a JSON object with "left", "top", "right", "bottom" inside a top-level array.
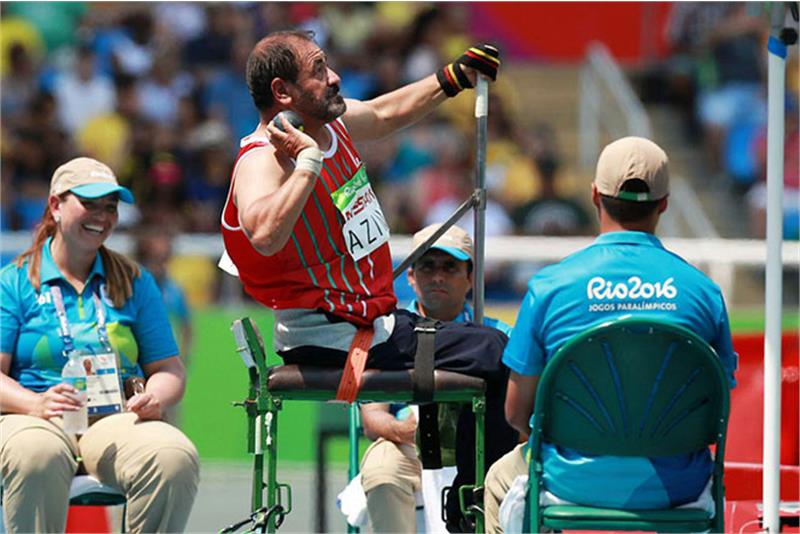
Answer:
[{"left": 220, "top": 30, "right": 517, "bottom": 523}]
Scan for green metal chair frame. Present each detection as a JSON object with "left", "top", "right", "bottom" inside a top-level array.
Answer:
[
  {"left": 524, "top": 318, "right": 730, "bottom": 533},
  {"left": 228, "top": 316, "right": 488, "bottom": 533}
]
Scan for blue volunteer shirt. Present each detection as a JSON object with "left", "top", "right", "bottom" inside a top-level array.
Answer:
[
  {"left": 1, "top": 238, "right": 179, "bottom": 391},
  {"left": 503, "top": 231, "right": 737, "bottom": 510}
]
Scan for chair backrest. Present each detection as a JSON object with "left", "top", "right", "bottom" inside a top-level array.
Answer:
[
  {"left": 68, "top": 475, "right": 126, "bottom": 506},
  {"left": 231, "top": 317, "right": 269, "bottom": 377},
  {"left": 532, "top": 318, "right": 730, "bottom": 458}
]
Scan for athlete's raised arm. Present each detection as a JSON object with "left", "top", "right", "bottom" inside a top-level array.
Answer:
[{"left": 342, "top": 44, "right": 501, "bottom": 142}]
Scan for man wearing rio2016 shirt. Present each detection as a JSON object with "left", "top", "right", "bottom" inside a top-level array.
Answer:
[{"left": 483, "top": 136, "right": 738, "bottom": 534}]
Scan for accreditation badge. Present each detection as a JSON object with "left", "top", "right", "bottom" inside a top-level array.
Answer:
[
  {"left": 79, "top": 352, "right": 124, "bottom": 417},
  {"left": 331, "top": 165, "right": 391, "bottom": 261}
]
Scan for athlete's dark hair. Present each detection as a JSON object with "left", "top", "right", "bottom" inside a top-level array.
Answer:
[
  {"left": 246, "top": 30, "right": 314, "bottom": 112},
  {"left": 599, "top": 179, "right": 662, "bottom": 223}
]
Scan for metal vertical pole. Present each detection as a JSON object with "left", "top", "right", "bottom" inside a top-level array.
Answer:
[
  {"left": 347, "top": 403, "right": 361, "bottom": 534},
  {"left": 763, "top": 5, "right": 788, "bottom": 533},
  {"left": 266, "top": 400, "right": 280, "bottom": 532},
  {"left": 473, "top": 77, "right": 489, "bottom": 325},
  {"left": 473, "top": 396, "right": 486, "bottom": 534}
]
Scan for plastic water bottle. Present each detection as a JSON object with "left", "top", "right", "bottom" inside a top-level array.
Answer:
[{"left": 61, "top": 351, "right": 88, "bottom": 433}]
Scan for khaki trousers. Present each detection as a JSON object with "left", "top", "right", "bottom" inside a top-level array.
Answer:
[
  {"left": 0, "top": 413, "right": 199, "bottom": 533},
  {"left": 360, "top": 438, "right": 421, "bottom": 533},
  {"left": 484, "top": 443, "right": 527, "bottom": 534}
]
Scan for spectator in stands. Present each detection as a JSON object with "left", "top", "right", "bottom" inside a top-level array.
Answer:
[
  {"left": 152, "top": 2, "right": 207, "bottom": 45},
  {"left": 483, "top": 137, "right": 738, "bottom": 533},
  {"left": 76, "top": 76, "right": 140, "bottom": 180},
  {"left": 401, "top": 7, "right": 446, "bottom": 83},
  {"left": 183, "top": 121, "right": 234, "bottom": 232},
  {"left": 664, "top": 2, "right": 731, "bottom": 141},
  {"left": 134, "top": 226, "right": 192, "bottom": 361},
  {"left": 110, "top": 10, "right": 157, "bottom": 78},
  {"left": 184, "top": 4, "right": 237, "bottom": 72},
  {"left": 136, "top": 47, "right": 194, "bottom": 126},
  {"left": 53, "top": 44, "right": 116, "bottom": 135},
  {"left": 690, "top": 4, "right": 766, "bottom": 173},
  {"left": 360, "top": 224, "right": 514, "bottom": 532},
  {"left": 511, "top": 127, "right": 592, "bottom": 237},
  {"left": 747, "top": 92, "right": 800, "bottom": 240},
  {"left": 5, "top": 113, "right": 68, "bottom": 230},
  {"left": 0, "top": 157, "right": 199, "bottom": 533},
  {"left": 1, "top": 43, "right": 38, "bottom": 124},
  {"left": 203, "top": 35, "right": 259, "bottom": 142}
]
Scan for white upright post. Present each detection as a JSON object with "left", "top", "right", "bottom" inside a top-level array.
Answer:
[
  {"left": 762, "top": 5, "right": 788, "bottom": 533},
  {"left": 473, "top": 77, "right": 489, "bottom": 325}
]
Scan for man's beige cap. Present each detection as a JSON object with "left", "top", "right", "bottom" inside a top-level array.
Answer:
[
  {"left": 594, "top": 137, "right": 669, "bottom": 201},
  {"left": 50, "top": 157, "right": 134, "bottom": 203},
  {"left": 412, "top": 223, "right": 473, "bottom": 262}
]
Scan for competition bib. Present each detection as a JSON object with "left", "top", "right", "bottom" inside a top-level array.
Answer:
[
  {"left": 331, "top": 166, "right": 390, "bottom": 261},
  {"left": 77, "top": 351, "right": 125, "bottom": 417}
]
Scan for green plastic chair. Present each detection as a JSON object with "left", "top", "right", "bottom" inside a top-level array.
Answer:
[
  {"left": 524, "top": 318, "right": 730, "bottom": 533},
  {"left": 225, "top": 317, "right": 488, "bottom": 533}
]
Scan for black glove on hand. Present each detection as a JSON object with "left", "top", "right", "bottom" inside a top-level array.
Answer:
[{"left": 436, "top": 44, "right": 501, "bottom": 97}]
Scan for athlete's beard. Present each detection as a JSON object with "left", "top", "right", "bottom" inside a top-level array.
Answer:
[{"left": 297, "top": 86, "right": 346, "bottom": 123}]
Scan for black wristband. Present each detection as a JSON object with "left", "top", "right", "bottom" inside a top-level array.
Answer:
[{"left": 437, "top": 64, "right": 463, "bottom": 97}]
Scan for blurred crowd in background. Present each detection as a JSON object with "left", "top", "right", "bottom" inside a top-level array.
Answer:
[
  {"left": 660, "top": 2, "right": 799, "bottom": 241},
  {"left": 1, "top": 2, "right": 796, "bottom": 303}
]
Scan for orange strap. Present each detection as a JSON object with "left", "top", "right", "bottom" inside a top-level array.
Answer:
[{"left": 335, "top": 326, "right": 375, "bottom": 403}]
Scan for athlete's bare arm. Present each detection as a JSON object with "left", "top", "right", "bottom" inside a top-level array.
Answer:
[
  {"left": 342, "top": 65, "right": 485, "bottom": 143},
  {"left": 234, "top": 119, "right": 320, "bottom": 256},
  {"left": 341, "top": 75, "right": 448, "bottom": 143}
]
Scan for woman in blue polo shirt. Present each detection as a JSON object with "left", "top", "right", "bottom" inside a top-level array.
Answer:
[{"left": 0, "top": 157, "right": 199, "bottom": 533}]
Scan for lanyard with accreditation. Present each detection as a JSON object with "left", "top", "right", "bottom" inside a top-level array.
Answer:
[{"left": 50, "top": 285, "right": 125, "bottom": 417}]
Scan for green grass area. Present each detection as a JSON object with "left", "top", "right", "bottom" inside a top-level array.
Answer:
[
  {"left": 181, "top": 306, "right": 797, "bottom": 464},
  {"left": 180, "top": 307, "right": 318, "bottom": 465},
  {"left": 728, "top": 309, "right": 799, "bottom": 333}
]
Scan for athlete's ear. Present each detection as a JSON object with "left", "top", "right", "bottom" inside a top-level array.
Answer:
[{"left": 271, "top": 78, "right": 293, "bottom": 106}]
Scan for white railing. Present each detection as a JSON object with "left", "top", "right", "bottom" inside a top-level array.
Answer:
[
  {"left": 579, "top": 42, "right": 651, "bottom": 168},
  {"left": 578, "top": 42, "right": 720, "bottom": 242},
  {"left": 3, "top": 232, "right": 797, "bottom": 304}
]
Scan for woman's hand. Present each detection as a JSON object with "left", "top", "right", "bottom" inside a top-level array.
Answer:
[
  {"left": 126, "top": 392, "right": 162, "bottom": 421},
  {"left": 29, "top": 383, "right": 83, "bottom": 420}
]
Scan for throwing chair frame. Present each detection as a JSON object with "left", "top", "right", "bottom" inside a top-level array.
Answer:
[{"left": 227, "top": 317, "right": 488, "bottom": 533}]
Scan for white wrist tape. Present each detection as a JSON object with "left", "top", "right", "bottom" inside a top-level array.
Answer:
[{"left": 295, "top": 147, "right": 324, "bottom": 175}]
